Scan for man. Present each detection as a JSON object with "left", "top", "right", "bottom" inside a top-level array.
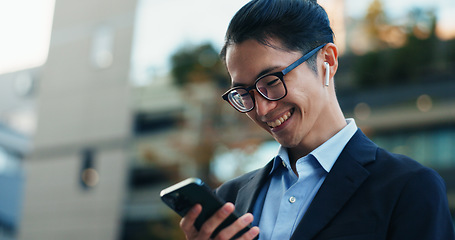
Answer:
[{"left": 180, "top": 0, "right": 455, "bottom": 239}]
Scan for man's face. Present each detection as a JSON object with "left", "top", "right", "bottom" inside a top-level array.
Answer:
[{"left": 225, "top": 38, "right": 332, "bottom": 150}]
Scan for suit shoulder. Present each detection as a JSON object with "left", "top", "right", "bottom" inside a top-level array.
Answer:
[
  {"left": 371, "top": 147, "right": 445, "bottom": 188},
  {"left": 375, "top": 147, "right": 431, "bottom": 172}
]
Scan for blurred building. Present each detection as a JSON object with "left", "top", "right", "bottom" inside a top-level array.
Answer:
[
  {"left": 0, "top": 60, "right": 37, "bottom": 239},
  {"left": 0, "top": 71, "right": 31, "bottom": 239},
  {"left": 0, "top": 0, "right": 136, "bottom": 239},
  {"left": 121, "top": 76, "right": 187, "bottom": 240}
]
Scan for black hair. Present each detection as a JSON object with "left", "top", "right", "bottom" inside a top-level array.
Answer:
[{"left": 220, "top": 0, "right": 334, "bottom": 73}]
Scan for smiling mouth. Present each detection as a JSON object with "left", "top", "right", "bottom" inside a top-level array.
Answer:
[{"left": 267, "top": 111, "right": 292, "bottom": 128}]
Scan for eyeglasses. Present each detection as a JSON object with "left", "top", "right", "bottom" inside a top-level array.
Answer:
[{"left": 222, "top": 44, "right": 327, "bottom": 113}]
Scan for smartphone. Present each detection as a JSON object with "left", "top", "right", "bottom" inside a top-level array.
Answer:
[{"left": 160, "top": 178, "right": 252, "bottom": 239}]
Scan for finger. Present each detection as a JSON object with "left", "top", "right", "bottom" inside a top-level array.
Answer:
[
  {"left": 237, "top": 226, "right": 260, "bottom": 240},
  {"left": 180, "top": 204, "right": 202, "bottom": 238},
  {"left": 215, "top": 213, "right": 256, "bottom": 240},
  {"left": 198, "top": 203, "right": 235, "bottom": 239}
]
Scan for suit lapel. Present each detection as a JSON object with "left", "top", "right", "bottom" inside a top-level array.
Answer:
[
  {"left": 291, "top": 130, "right": 377, "bottom": 240},
  {"left": 235, "top": 160, "right": 274, "bottom": 214}
]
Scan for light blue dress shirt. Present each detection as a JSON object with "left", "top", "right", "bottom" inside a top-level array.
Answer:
[{"left": 252, "top": 119, "right": 358, "bottom": 239}]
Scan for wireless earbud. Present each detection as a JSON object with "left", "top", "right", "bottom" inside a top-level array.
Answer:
[{"left": 324, "top": 62, "right": 330, "bottom": 87}]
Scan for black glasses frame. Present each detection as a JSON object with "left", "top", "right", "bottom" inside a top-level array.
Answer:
[{"left": 222, "top": 43, "right": 327, "bottom": 113}]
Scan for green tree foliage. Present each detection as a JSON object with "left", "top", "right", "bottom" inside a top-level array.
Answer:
[
  {"left": 170, "top": 43, "right": 229, "bottom": 88},
  {"left": 350, "top": 5, "right": 455, "bottom": 89},
  {"left": 365, "top": 0, "right": 388, "bottom": 49}
]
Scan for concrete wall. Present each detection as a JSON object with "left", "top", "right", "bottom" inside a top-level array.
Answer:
[{"left": 18, "top": 0, "right": 137, "bottom": 239}]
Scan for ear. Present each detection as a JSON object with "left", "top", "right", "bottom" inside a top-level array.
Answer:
[{"left": 321, "top": 43, "right": 339, "bottom": 85}]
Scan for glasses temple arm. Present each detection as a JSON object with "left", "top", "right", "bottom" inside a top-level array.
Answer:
[{"left": 281, "top": 43, "right": 327, "bottom": 75}]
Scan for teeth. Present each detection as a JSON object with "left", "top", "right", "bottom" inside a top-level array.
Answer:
[{"left": 267, "top": 111, "right": 291, "bottom": 128}]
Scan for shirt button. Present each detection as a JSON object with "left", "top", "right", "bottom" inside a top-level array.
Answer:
[{"left": 289, "top": 196, "right": 296, "bottom": 203}]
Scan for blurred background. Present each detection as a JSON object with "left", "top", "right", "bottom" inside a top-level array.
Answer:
[{"left": 0, "top": 0, "right": 454, "bottom": 239}]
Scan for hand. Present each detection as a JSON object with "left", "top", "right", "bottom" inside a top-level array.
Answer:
[{"left": 180, "top": 202, "right": 260, "bottom": 240}]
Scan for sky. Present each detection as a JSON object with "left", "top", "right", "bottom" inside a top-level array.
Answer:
[
  {"left": 0, "top": 0, "right": 55, "bottom": 75},
  {"left": 0, "top": 0, "right": 454, "bottom": 81}
]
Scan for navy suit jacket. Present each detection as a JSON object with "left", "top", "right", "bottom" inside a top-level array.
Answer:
[{"left": 216, "top": 130, "right": 455, "bottom": 240}]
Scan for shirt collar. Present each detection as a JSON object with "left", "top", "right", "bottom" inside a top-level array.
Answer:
[{"left": 270, "top": 118, "right": 358, "bottom": 174}]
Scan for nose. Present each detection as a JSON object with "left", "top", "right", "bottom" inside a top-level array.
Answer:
[{"left": 253, "top": 91, "right": 277, "bottom": 117}]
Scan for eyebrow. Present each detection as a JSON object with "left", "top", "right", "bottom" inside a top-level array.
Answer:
[{"left": 231, "top": 66, "right": 281, "bottom": 88}]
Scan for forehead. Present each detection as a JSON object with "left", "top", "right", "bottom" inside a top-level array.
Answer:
[
  {"left": 225, "top": 39, "right": 300, "bottom": 85},
  {"left": 225, "top": 39, "right": 284, "bottom": 69}
]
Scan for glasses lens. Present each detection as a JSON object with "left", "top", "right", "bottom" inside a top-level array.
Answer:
[
  {"left": 228, "top": 89, "right": 253, "bottom": 112},
  {"left": 256, "top": 75, "right": 286, "bottom": 100}
]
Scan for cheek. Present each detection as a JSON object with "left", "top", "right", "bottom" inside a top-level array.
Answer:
[
  {"left": 286, "top": 79, "right": 324, "bottom": 116},
  {"left": 286, "top": 83, "right": 311, "bottom": 108}
]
